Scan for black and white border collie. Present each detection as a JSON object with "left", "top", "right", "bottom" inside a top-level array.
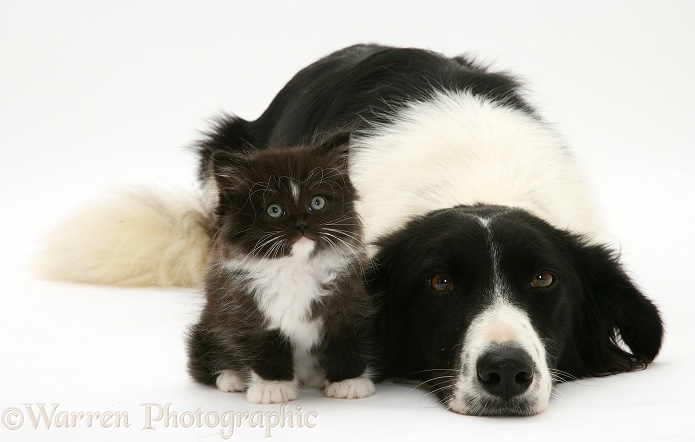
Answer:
[
  {"left": 197, "top": 44, "right": 663, "bottom": 416},
  {"left": 41, "top": 44, "right": 664, "bottom": 416}
]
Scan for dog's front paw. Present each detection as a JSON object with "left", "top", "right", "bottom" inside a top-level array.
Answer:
[
  {"left": 246, "top": 373, "right": 298, "bottom": 404},
  {"left": 325, "top": 376, "right": 375, "bottom": 399},
  {"left": 215, "top": 369, "right": 246, "bottom": 393}
]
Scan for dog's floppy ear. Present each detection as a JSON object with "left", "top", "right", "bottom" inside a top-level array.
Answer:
[
  {"left": 565, "top": 242, "right": 664, "bottom": 377},
  {"left": 364, "top": 241, "right": 413, "bottom": 379},
  {"left": 365, "top": 253, "right": 396, "bottom": 340}
]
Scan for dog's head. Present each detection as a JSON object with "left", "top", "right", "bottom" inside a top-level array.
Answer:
[{"left": 367, "top": 205, "right": 663, "bottom": 416}]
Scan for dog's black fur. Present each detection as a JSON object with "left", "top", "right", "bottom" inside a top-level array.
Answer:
[{"left": 198, "top": 44, "right": 531, "bottom": 168}]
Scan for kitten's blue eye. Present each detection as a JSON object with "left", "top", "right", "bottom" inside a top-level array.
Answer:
[
  {"left": 309, "top": 196, "right": 326, "bottom": 211},
  {"left": 266, "top": 204, "right": 284, "bottom": 219}
]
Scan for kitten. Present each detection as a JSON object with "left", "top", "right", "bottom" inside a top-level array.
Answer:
[{"left": 187, "top": 132, "right": 375, "bottom": 404}]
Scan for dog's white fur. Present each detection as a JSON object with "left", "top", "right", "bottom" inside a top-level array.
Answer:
[
  {"left": 37, "top": 189, "right": 211, "bottom": 287},
  {"left": 351, "top": 91, "right": 602, "bottom": 250}
]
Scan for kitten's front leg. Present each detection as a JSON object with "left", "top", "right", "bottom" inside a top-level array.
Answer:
[
  {"left": 246, "top": 329, "right": 298, "bottom": 404},
  {"left": 322, "top": 325, "right": 375, "bottom": 400}
]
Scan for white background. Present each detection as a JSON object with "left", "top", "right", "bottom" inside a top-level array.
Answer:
[{"left": 1, "top": 1, "right": 694, "bottom": 440}]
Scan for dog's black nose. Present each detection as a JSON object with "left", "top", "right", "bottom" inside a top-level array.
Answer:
[{"left": 476, "top": 346, "right": 534, "bottom": 400}]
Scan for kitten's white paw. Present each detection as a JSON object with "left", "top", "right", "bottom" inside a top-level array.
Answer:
[
  {"left": 247, "top": 373, "right": 298, "bottom": 404},
  {"left": 325, "top": 376, "right": 375, "bottom": 399},
  {"left": 215, "top": 369, "right": 246, "bottom": 393}
]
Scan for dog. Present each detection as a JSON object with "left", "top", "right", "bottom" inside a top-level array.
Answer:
[{"left": 40, "top": 44, "right": 663, "bottom": 416}]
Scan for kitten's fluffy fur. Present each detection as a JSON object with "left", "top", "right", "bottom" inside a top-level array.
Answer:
[{"left": 187, "top": 134, "right": 375, "bottom": 403}]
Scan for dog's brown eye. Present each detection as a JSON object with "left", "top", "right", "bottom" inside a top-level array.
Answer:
[
  {"left": 531, "top": 272, "right": 555, "bottom": 289},
  {"left": 429, "top": 273, "right": 454, "bottom": 292}
]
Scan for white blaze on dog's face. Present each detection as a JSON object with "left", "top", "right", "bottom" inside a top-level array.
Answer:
[
  {"left": 369, "top": 204, "right": 662, "bottom": 416},
  {"left": 448, "top": 222, "right": 553, "bottom": 416}
]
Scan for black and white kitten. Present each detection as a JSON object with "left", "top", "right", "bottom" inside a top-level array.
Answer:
[{"left": 187, "top": 132, "right": 375, "bottom": 404}]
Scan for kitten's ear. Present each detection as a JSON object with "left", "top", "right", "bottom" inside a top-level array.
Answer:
[
  {"left": 211, "top": 150, "right": 253, "bottom": 192},
  {"left": 313, "top": 130, "right": 352, "bottom": 161}
]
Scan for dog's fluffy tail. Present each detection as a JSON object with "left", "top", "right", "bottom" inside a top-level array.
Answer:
[{"left": 37, "top": 189, "right": 212, "bottom": 288}]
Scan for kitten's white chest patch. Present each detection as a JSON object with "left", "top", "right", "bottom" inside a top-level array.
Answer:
[
  {"left": 226, "top": 249, "right": 350, "bottom": 385},
  {"left": 227, "top": 252, "right": 343, "bottom": 350}
]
